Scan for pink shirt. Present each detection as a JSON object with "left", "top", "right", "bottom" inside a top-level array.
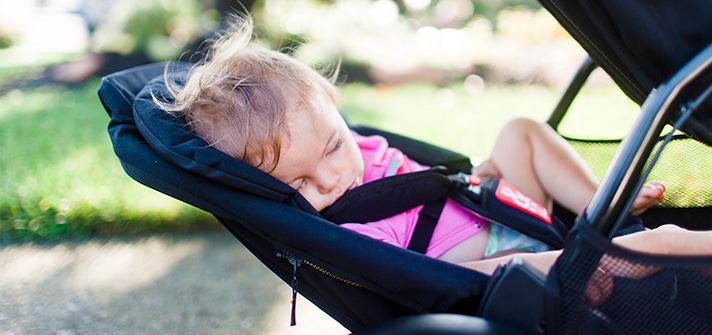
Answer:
[{"left": 341, "top": 133, "right": 488, "bottom": 258}]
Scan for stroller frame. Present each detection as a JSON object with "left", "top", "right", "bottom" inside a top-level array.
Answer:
[{"left": 545, "top": 46, "right": 712, "bottom": 239}]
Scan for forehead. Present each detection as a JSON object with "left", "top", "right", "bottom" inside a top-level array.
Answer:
[
  {"left": 271, "top": 106, "right": 337, "bottom": 175},
  {"left": 285, "top": 103, "right": 338, "bottom": 149},
  {"left": 286, "top": 93, "right": 338, "bottom": 132}
]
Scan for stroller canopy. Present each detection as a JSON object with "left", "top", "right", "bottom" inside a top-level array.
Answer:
[{"left": 539, "top": 0, "right": 712, "bottom": 145}]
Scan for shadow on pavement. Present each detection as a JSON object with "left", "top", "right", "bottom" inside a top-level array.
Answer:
[{"left": 0, "top": 230, "right": 348, "bottom": 334}]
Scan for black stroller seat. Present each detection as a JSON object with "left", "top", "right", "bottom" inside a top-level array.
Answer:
[{"left": 98, "top": 62, "right": 531, "bottom": 333}]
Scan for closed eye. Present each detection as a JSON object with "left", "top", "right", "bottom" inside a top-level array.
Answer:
[
  {"left": 293, "top": 179, "right": 306, "bottom": 191},
  {"left": 328, "top": 139, "right": 344, "bottom": 156}
]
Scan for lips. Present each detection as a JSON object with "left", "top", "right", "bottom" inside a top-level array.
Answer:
[
  {"left": 348, "top": 179, "right": 360, "bottom": 191},
  {"left": 334, "top": 180, "right": 360, "bottom": 201},
  {"left": 337, "top": 180, "right": 359, "bottom": 199},
  {"left": 322, "top": 179, "right": 361, "bottom": 211}
]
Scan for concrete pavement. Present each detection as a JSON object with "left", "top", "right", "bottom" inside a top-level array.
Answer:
[{"left": 0, "top": 230, "right": 349, "bottom": 334}]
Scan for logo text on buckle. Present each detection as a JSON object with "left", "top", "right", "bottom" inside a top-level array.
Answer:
[{"left": 495, "top": 179, "right": 552, "bottom": 224}]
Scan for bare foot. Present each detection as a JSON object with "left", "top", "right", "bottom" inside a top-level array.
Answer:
[{"left": 630, "top": 181, "right": 666, "bottom": 215}]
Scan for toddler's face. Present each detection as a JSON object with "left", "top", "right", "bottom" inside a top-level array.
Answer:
[{"left": 269, "top": 99, "right": 364, "bottom": 211}]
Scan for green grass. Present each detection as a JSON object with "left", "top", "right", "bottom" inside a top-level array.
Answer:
[
  {"left": 4, "top": 74, "right": 706, "bottom": 241},
  {"left": 339, "top": 81, "right": 640, "bottom": 158},
  {"left": 0, "top": 81, "right": 217, "bottom": 242}
]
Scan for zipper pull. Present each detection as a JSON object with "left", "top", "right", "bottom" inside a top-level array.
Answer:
[{"left": 276, "top": 251, "right": 302, "bottom": 326}]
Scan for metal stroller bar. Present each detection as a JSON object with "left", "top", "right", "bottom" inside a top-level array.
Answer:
[
  {"left": 586, "top": 42, "right": 712, "bottom": 237},
  {"left": 547, "top": 56, "right": 597, "bottom": 130}
]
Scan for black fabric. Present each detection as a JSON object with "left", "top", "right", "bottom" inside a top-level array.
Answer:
[
  {"left": 591, "top": 0, "right": 712, "bottom": 89},
  {"left": 97, "top": 63, "right": 491, "bottom": 332},
  {"left": 662, "top": 54, "right": 712, "bottom": 149},
  {"left": 538, "top": 0, "right": 712, "bottom": 104},
  {"left": 353, "top": 313, "right": 529, "bottom": 335},
  {"left": 536, "top": 0, "right": 649, "bottom": 104},
  {"left": 533, "top": 4, "right": 712, "bottom": 330},
  {"left": 323, "top": 167, "right": 451, "bottom": 224},
  {"left": 406, "top": 197, "right": 447, "bottom": 254},
  {"left": 537, "top": 0, "right": 712, "bottom": 146}
]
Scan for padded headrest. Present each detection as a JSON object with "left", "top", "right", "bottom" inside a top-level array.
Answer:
[
  {"left": 129, "top": 65, "right": 318, "bottom": 214},
  {"left": 99, "top": 61, "right": 471, "bottom": 218}
]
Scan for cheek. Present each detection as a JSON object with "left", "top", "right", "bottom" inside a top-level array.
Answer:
[
  {"left": 299, "top": 187, "right": 316, "bottom": 203},
  {"left": 346, "top": 141, "right": 364, "bottom": 173},
  {"left": 299, "top": 187, "right": 325, "bottom": 210}
]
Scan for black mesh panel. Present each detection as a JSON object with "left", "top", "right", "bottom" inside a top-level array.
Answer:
[{"left": 554, "top": 224, "right": 712, "bottom": 335}]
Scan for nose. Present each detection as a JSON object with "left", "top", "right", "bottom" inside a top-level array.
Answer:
[{"left": 316, "top": 163, "right": 340, "bottom": 194}]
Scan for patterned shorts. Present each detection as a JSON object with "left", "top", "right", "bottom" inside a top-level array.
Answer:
[{"left": 484, "top": 222, "right": 551, "bottom": 258}]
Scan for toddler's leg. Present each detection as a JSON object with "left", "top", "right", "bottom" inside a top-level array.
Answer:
[
  {"left": 477, "top": 117, "right": 665, "bottom": 215},
  {"left": 479, "top": 117, "right": 599, "bottom": 213},
  {"left": 585, "top": 224, "right": 711, "bottom": 305},
  {"left": 614, "top": 224, "right": 712, "bottom": 256}
]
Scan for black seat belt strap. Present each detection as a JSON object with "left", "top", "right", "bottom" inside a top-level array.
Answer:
[{"left": 406, "top": 197, "right": 447, "bottom": 254}]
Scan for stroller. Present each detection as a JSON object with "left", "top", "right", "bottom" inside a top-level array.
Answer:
[{"left": 97, "top": 0, "right": 712, "bottom": 334}]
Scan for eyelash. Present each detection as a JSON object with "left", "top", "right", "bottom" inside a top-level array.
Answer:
[
  {"left": 294, "top": 179, "right": 306, "bottom": 191},
  {"left": 330, "top": 139, "right": 344, "bottom": 155},
  {"left": 292, "top": 138, "right": 342, "bottom": 191}
]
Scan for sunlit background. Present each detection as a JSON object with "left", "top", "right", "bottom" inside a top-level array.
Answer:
[
  {"left": 0, "top": 1, "right": 642, "bottom": 334},
  {"left": 0, "top": 0, "right": 597, "bottom": 86},
  {"left": 2, "top": 0, "right": 635, "bottom": 241}
]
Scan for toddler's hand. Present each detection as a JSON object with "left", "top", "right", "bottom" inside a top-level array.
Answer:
[{"left": 473, "top": 158, "right": 501, "bottom": 179}]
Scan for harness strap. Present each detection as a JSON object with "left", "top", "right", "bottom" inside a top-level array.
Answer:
[
  {"left": 325, "top": 168, "right": 616, "bottom": 254},
  {"left": 406, "top": 197, "right": 447, "bottom": 254},
  {"left": 322, "top": 167, "right": 450, "bottom": 224}
]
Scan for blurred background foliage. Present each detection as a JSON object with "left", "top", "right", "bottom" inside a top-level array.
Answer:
[
  {"left": 0, "top": 0, "right": 638, "bottom": 241},
  {"left": 1, "top": 0, "right": 578, "bottom": 85},
  {"left": 88, "top": 0, "right": 219, "bottom": 60},
  {"left": 253, "top": 0, "right": 555, "bottom": 84}
]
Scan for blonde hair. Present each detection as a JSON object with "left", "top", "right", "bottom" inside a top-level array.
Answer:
[{"left": 157, "top": 15, "right": 340, "bottom": 172}]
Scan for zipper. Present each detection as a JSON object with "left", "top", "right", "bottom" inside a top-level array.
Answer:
[
  {"left": 275, "top": 250, "right": 302, "bottom": 326},
  {"left": 302, "top": 259, "right": 363, "bottom": 288},
  {"left": 275, "top": 250, "right": 363, "bottom": 326}
]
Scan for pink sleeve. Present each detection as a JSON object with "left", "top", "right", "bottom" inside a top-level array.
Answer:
[{"left": 341, "top": 200, "right": 487, "bottom": 259}]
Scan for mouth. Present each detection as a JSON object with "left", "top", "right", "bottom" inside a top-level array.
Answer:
[
  {"left": 328, "top": 179, "right": 361, "bottom": 207},
  {"left": 320, "top": 179, "right": 361, "bottom": 211},
  {"left": 347, "top": 179, "right": 360, "bottom": 191},
  {"left": 335, "top": 180, "right": 360, "bottom": 201}
]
